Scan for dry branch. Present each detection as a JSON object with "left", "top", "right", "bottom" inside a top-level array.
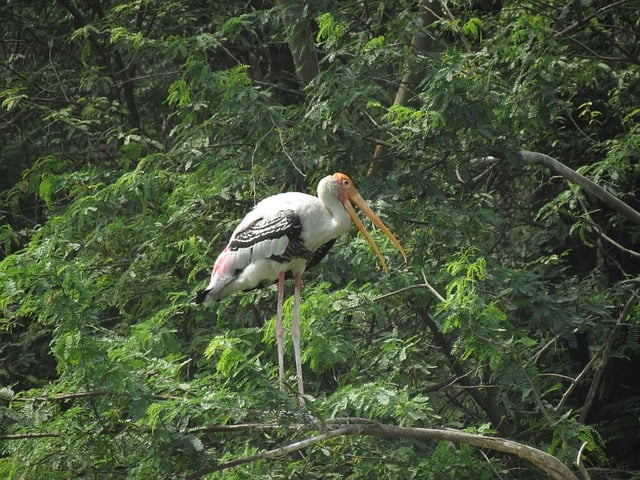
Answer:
[
  {"left": 518, "top": 150, "right": 640, "bottom": 225},
  {"left": 189, "top": 421, "right": 578, "bottom": 480},
  {"left": 0, "top": 432, "right": 61, "bottom": 440}
]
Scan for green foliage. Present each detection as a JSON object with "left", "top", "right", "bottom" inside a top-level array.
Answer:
[
  {"left": 316, "top": 12, "right": 345, "bottom": 47},
  {"left": 1, "top": 0, "right": 639, "bottom": 478}
]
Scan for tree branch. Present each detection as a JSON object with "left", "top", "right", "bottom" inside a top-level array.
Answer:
[
  {"left": 57, "top": 0, "right": 141, "bottom": 130},
  {"left": 0, "top": 432, "right": 61, "bottom": 440},
  {"left": 518, "top": 150, "right": 640, "bottom": 225},
  {"left": 189, "top": 421, "right": 578, "bottom": 480},
  {"left": 10, "top": 389, "right": 181, "bottom": 402},
  {"left": 554, "top": 0, "right": 634, "bottom": 38},
  {"left": 0, "top": 415, "right": 579, "bottom": 480}
]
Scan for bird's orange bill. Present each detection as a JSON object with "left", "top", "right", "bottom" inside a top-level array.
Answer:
[{"left": 343, "top": 192, "right": 408, "bottom": 272}]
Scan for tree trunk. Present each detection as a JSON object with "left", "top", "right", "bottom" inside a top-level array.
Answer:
[
  {"left": 368, "top": 0, "right": 440, "bottom": 176},
  {"left": 275, "top": 0, "right": 319, "bottom": 86}
]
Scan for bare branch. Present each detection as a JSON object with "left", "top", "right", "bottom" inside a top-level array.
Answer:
[
  {"left": 422, "top": 269, "right": 446, "bottom": 302},
  {"left": 0, "top": 432, "right": 61, "bottom": 440},
  {"left": 518, "top": 150, "right": 640, "bottom": 225},
  {"left": 189, "top": 421, "right": 578, "bottom": 480},
  {"left": 437, "top": 0, "right": 472, "bottom": 53},
  {"left": 0, "top": 416, "right": 579, "bottom": 480},
  {"left": 589, "top": 222, "right": 640, "bottom": 258},
  {"left": 188, "top": 422, "right": 279, "bottom": 434},
  {"left": 575, "top": 441, "right": 592, "bottom": 480},
  {"left": 187, "top": 426, "right": 355, "bottom": 479},
  {"left": 555, "top": 0, "right": 636, "bottom": 38},
  {"left": 373, "top": 270, "right": 445, "bottom": 302},
  {"left": 10, "top": 389, "right": 180, "bottom": 402}
]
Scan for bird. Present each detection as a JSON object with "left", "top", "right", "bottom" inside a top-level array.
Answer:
[{"left": 197, "top": 172, "right": 407, "bottom": 404}]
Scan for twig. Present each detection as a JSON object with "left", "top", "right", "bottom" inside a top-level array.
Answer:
[
  {"left": 538, "top": 373, "right": 578, "bottom": 383},
  {"left": 589, "top": 222, "right": 640, "bottom": 258},
  {"left": 575, "top": 441, "right": 592, "bottom": 480},
  {"left": 554, "top": 0, "right": 634, "bottom": 37},
  {"left": 188, "top": 422, "right": 280, "bottom": 434},
  {"left": 422, "top": 269, "right": 446, "bottom": 302},
  {"left": 10, "top": 389, "right": 181, "bottom": 403},
  {"left": 423, "top": 371, "right": 475, "bottom": 393},
  {"left": 437, "top": 0, "right": 472, "bottom": 53},
  {"left": 276, "top": 125, "right": 306, "bottom": 178},
  {"left": 480, "top": 448, "right": 506, "bottom": 480},
  {"left": 250, "top": 126, "right": 275, "bottom": 205},
  {"left": 373, "top": 270, "right": 445, "bottom": 302},
  {"left": 187, "top": 426, "right": 356, "bottom": 478},
  {"left": 554, "top": 352, "right": 599, "bottom": 413},
  {"left": 373, "top": 283, "right": 430, "bottom": 301},
  {"left": 532, "top": 333, "right": 561, "bottom": 364}
]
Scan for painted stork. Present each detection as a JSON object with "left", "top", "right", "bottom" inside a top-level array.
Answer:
[{"left": 197, "top": 172, "right": 407, "bottom": 404}]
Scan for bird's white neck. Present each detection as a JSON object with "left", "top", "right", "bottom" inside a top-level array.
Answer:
[{"left": 317, "top": 175, "right": 352, "bottom": 236}]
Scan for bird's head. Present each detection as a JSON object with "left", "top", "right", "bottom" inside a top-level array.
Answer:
[{"left": 332, "top": 172, "right": 407, "bottom": 272}]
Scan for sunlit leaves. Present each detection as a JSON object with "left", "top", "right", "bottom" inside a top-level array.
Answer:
[
  {"left": 316, "top": 12, "right": 345, "bottom": 48},
  {"left": 0, "top": 86, "right": 28, "bottom": 111},
  {"left": 327, "top": 382, "right": 432, "bottom": 426}
]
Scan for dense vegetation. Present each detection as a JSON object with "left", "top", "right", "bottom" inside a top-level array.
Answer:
[{"left": 1, "top": 1, "right": 639, "bottom": 478}]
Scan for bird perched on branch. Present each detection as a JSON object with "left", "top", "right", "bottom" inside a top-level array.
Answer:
[{"left": 197, "top": 172, "right": 407, "bottom": 404}]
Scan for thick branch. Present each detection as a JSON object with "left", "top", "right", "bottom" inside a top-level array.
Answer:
[
  {"left": 1, "top": 417, "right": 578, "bottom": 480},
  {"left": 190, "top": 422, "right": 578, "bottom": 480},
  {"left": 519, "top": 150, "right": 640, "bottom": 225}
]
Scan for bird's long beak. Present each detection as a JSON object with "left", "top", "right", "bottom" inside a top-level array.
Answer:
[{"left": 343, "top": 190, "right": 408, "bottom": 272}]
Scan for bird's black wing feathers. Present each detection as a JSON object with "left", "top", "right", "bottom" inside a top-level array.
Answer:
[
  {"left": 283, "top": 239, "right": 336, "bottom": 281},
  {"left": 306, "top": 239, "right": 336, "bottom": 270},
  {"left": 230, "top": 209, "right": 301, "bottom": 250},
  {"left": 227, "top": 209, "right": 330, "bottom": 267}
]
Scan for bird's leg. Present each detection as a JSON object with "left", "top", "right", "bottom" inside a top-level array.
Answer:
[
  {"left": 292, "top": 272, "right": 305, "bottom": 405},
  {"left": 276, "top": 272, "right": 285, "bottom": 391}
]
